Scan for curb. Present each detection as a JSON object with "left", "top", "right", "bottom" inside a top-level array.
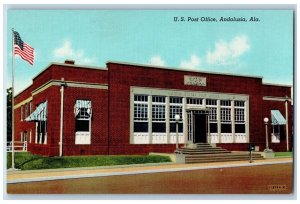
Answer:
[
  {"left": 7, "top": 160, "right": 292, "bottom": 184},
  {"left": 6, "top": 162, "right": 175, "bottom": 174}
]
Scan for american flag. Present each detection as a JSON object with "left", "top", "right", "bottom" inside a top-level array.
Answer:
[{"left": 13, "top": 31, "right": 34, "bottom": 65}]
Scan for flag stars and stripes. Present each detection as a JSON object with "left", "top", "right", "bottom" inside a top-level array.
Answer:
[{"left": 13, "top": 31, "right": 34, "bottom": 65}]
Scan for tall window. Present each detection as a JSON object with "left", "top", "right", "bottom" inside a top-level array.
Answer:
[
  {"left": 152, "top": 96, "right": 166, "bottom": 132},
  {"left": 234, "top": 101, "right": 245, "bottom": 133},
  {"left": 134, "top": 95, "right": 148, "bottom": 132},
  {"left": 220, "top": 100, "right": 232, "bottom": 133},
  {"left": 74, "top": 100, "right": 92, "bottom": 134},
  {"left": 35, "top": 101, "right": 48, "bottom": 144},
  {"left": 37, "top": 121, "right": 47, "bottom": 143},
  {"left": 29, "top": 101, "right": 32, "bottom": 114},
  {"left": 207, "top": 99, "right": 218, "bottom": 133},
  {"left": 25, "top": 103, "right": 28, "bottom": 118},
  {"left": 169, "top": 97, "right": 183, "bottom": 133},
  {"left": 21, "top": 105, "right": 24, "bottom": 121}
]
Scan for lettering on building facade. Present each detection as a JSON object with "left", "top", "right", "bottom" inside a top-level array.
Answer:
[{"left": 184, "top": 75, "right": 207, "bottom": 86}]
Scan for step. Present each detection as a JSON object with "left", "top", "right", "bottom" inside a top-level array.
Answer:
[
  {"left": 185, "top": 155, "right": 263, "bottom": 161},
  {"left": 185, "top": 157, "right": 264, "bottom": 164},
  {"left": 179, "top": 151, "right": 231, "bottom": 155},
  {"left": 185, "top": 152, "right": 262, "bottom": 158},
  {"left": 185, "top": 154, "right": 264, "bottom": 159},
  {"left": 196, "top": 143, "right": 213, "bottom": 146},
  {"left": 179, "top": 146, "right": 225, "bottom": 150},
  {"left": 178, "top": 148, "right": 229, "bottom": 152}
]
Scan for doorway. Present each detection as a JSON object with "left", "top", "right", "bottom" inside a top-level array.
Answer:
[{"left": 193, "top": 113, "right": 207, "bottom": 143}]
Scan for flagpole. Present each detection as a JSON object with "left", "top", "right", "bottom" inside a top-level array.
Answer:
[{"left": 11, "top": 28, "right": 15, "bottom": 170}]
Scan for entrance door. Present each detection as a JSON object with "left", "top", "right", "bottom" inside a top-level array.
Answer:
[{"left": 193, "top": 114, "right": 207, "bottom": 143}]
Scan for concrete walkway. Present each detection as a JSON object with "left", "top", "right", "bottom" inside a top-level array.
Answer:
[{"left": 6, "top": 157, "right": 293, "bottom": 184}]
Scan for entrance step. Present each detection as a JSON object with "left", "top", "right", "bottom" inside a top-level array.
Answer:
[{"left": 175, "top": 143, "right": 264, "bottom": 164}]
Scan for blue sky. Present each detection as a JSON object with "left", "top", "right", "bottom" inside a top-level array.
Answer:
[{"left": 6, "top": 9, "right": 294, "bottom": 94}]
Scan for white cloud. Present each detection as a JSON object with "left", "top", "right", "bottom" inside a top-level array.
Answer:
[
  {"left": 179, "top": 55, "right": 201, "bottom": 69},
  {"left": 206, "top": 35, "right": 250, "bottom": 65},
  {"left": 148, "top": 56, "right": 166, "bottom": 66},
  {"left": 53, "top": 40, "right": 97, "bottom": 65}
]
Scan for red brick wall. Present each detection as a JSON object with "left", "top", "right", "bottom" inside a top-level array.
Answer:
[
  {"left": 62, "top": 86, "right": 109, "bottom": 156},
  {"left": 261, "top": 100, "right": 293, "bottom": 152},
  {"left": 32, "top": 64, "right": 108, "bottom": 91},
  {"left": 107, "top": 63, "right": 293, "bottom": 153},
  {"left": 14, "top": 63, "right": 109, "bottom": 156},
  {"left": 14, "top": 62, "right": 293, "bottom": 156},
  {"left": 14, "top": 85, "right": 33, "bottom": 105},
  {"left": 262, "top": 84, "right": 291, "bottom": 97},
  {"left": 26, "top": 82, "right": 109, "bottom": 156},
  {"left": 14, "top": 84, "right": 35, "bottom": 148}
]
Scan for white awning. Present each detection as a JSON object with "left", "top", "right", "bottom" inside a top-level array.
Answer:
[
  {"left": 271, "top": 110, "right": 286, "bottom": 125},
  {"left": 74, "top": 100, "right": 92, "bottom": 117},
  {"left": 25, "top": 101, "right": 47, "bottom": 122}
]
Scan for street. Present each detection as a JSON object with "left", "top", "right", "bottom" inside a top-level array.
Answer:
[{"left": 7, "top": 163, "right": 293, "bottom": 194}]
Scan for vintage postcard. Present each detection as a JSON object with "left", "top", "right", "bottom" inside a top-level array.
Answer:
[{"left": 4, "top": 5, "right": 294, "bottom": 197}]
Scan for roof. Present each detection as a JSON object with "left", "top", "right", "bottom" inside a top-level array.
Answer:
[
  {"left": 33, "top": 62, "right": 107, "bottom": 80},
  {"left": 106, "top": 60, "right": 264, "bottom": 79}
]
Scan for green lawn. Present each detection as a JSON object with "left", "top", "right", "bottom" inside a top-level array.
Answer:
[
  {"left": 7, "top": 152, "right": 172, "bottom": 170},
  {"left": 275, "top": 152, "right": 293, "bottom": 157}
]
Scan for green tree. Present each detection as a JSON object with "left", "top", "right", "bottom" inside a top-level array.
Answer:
[{"left": 7, "top": 87, "right": 12, "bottom": 142}]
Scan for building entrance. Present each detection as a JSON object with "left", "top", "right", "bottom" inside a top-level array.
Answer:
[
  {"left": 193, "top": 113, "right": 207, "bottom": 143},
  {"left": 187, "top": 109, "right": 209, "bottom": 144}
]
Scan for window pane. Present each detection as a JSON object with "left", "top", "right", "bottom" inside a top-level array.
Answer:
[
  {"left": 221, "top": 108, "right": 231, "bottom": 122},
  {"left": 152, "top": 123, "right": 166, "bottom": 132},
  {"left": 170, "top": 123, "right": 183, "bottom": 133},
  {"left": 37, "top": 121, "right": 47, "bottom": 143},
  {"left": 234, "top": 101, "right": 245, "bottom": 107},
  {"left": 221, "top": 100, "right": 231, "bottom": 106},
  {"left": 187, "top": 97, "right": 202, "bottom": 105},
  {"left": 235, "top": 108, "right": 245, "bottom": 122},
  {"left": 235, "top": 124, "right": 245, "bottom": 133},
  {"left": 206, "top": 99, "right": 217, "bottom": 106},
  {"left": 152, "top": 96, "right": 165, "bottom": 103},
  {"left": 152, "top": 105, "right": 165, "bottom": 121},
  {"left": 221, "top": 124, "right": 232, "bottom": 133},
  {"left": 209, "top": 123, "right": 218, "bottom": 133},
  {"left": 134, "top": 122, "right": 148, "bottom": 132},
  {"left": 134, "top": 103, "right": 148, "bottom": 121},
  {"left": 75, "top": 120, "right": 89, "bottom": 132},
  {"left": 170, "top": 97, "right": 182, "bottom": 104},
  {"left": 209, "top": 107, "right": 217, "bottom": 121},
  {"left": 170, "top": 105, "right": 182, "bottom": 121},
  {"left": 76, "top": 108, "right": 91, "bottom": 119}
]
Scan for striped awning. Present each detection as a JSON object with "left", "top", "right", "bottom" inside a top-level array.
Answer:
[
  {"left": 74, "top": 100, "right": 92, "bottom": 117},
  {"left": 271, "top": 110, "right": 286, "bottom": 125},
  {"left": 25, "top": 101, "right": 47, "bottom": 122}
]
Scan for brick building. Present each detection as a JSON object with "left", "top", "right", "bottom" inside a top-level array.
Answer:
[{"left": 13, "top": 60, "right": 293, "bottom": 156}]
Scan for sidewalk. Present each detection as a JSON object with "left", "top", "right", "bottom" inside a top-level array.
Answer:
[{"left": 7, "top": 157, "right": 293, "bottom": 184}]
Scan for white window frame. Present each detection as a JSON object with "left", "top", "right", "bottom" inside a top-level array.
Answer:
[
  {"left": 234, "top": 101, "right": 246, "bottom": 133},
  {"left": 21, "top": 105, "right": 23, "bottom": 121},
  {"left": 220, "top": 100, "right": 232, "bottom": 135},
  {"left": 37, "top": 121, "right": 47, "bottom": 144},
  {"left": 20, "top": 132, "right": 23, "bottom": 142},
  {"left": 187, "top": 97, "right": 203, "bottom": 105},
  {"left": 75, "top": 100, "right": 92, "bottom": 145},
  {"left": 271, "top": 125, "right": 280, "bottom": 143},
  {"left": 152, "top": 96, "right": 166, "bottom": 133},
  {"left": 207, "top": 99, "right": 218, "bottom": 135},
  {"left": 25, "top": 103, "right": 28, "bottom": 118},
  {"left": 29, "top": 101, "right": 32, "bottom": 114},
  {"left": 134, "top": 95, "right": 149, "bottom": 133},
  {"left": 169, "top": 97, "right": 183, "bottom": 133}
]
